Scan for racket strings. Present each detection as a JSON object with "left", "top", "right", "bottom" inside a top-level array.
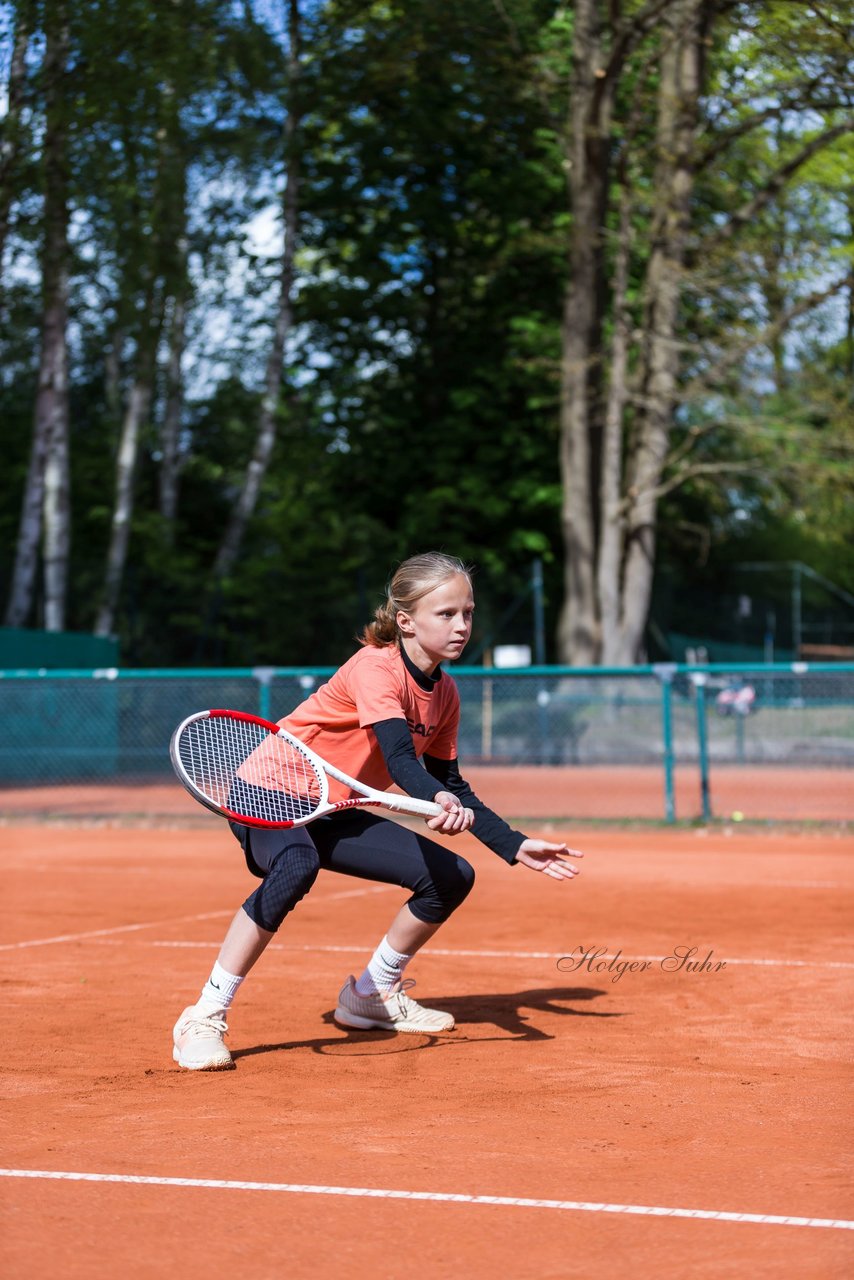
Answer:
[{"left": 179, "top": 717, "right": 324, "bottom": 824}]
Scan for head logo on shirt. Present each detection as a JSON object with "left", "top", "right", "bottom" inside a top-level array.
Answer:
[{"left": 406, "top": 717, "right": 436, "bottom": 738}]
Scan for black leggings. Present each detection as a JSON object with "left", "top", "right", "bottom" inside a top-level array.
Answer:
[{"left": 230, "top": 810, "right": 476, "bottom": 934}]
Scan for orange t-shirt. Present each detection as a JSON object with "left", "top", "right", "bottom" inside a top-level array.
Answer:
[{"left": 272, "top": 644, "right": 460, "bottom": 803}]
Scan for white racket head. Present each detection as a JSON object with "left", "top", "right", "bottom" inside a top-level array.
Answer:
[{"left": 170, "top": 709, "right": 329, "bottom": 828}]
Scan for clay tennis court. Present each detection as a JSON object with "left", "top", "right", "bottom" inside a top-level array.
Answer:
[{"left": 2, "top": 768, "right": 852, "bottom": 1278}]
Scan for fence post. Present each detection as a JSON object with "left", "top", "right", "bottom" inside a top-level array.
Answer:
[
  {"left": 481, "top": 650, "right": 494, "bottom": 760},
  {"left": 653, "top": 664, "right": 677, "bottom": 823},
  {"left": 691, "top": 672, "right": 712, "bottom": 822},
  {"left": 253, "top": 667, "right": 275, "bottom": 721}
]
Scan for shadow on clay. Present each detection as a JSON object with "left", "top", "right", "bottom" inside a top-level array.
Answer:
[{"left": 231, "top": 985, "right": 624, "bottom": 1060}]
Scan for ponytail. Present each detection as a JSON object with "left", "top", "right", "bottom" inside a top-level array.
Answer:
[{"left": 360, "top": 601, "right": 399, "bottom": 648}]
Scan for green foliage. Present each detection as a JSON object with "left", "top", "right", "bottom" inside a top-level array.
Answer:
[{"left": 1, "top": 0, "right": 852, "bottom": 662}]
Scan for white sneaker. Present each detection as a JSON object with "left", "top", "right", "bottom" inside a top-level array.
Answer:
[
  {"left": 334, "top": 976, "right": 454, "bottom": 1034},
  {"left": 172, "top": 1006, "right": 235, "bottom": 1070}
]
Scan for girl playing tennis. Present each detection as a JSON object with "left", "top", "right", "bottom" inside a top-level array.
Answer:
[{"left": 173, "top": 551, "right": 583, "bottom": 1069}]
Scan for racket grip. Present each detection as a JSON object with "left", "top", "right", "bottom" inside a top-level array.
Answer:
[{"left": 383, "top": 794, "right": 444, "bottom": 818}]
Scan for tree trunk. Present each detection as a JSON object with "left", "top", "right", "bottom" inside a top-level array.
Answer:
[
  {"left": 615, "top": 0, "right": 709, "bottom": 665},
  {"left": 94, "top": 373, "right": 154, "bottom": 637},
  {"left": 159, "top": 248, "right": 188, "bottom": 532},
  {"left": 94, "top": 202, "right": 163, "bottom": 639},
  {"left": 156, "top": 75, "right": 189, "bottom": 535},
  {"left": 0, "top": 0, "right": 30, "bottom": 294},
  {"left": 104, "top": 325, "right": 125, "bottom": 417},
  {"left": 40, "top": 6, "right": 72, "bottom": 633},
  {"left": 94, "top": 65, "right": 187, "bottom": 636},
  {"left": 5, "top": 4, "right": 71, "bottom": 632},
  {"left": 760, "top": 123, "right": 790, "bottom": 394},
  {"left": 4, "top": 421, "right": 48, "bottom": 627},
  {"left": 212, "top": 0, "right": 302, "bottom": 582},
  {"left": 556, "top": 0, "right": 613, "bottom": 664},
  {"left": 596, "top": 167, "right": 632, "bottom": 659}
]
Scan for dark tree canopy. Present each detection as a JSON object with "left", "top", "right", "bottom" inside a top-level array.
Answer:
[{"left": 1, "top": 0, "right": 852, "bottom": 666}]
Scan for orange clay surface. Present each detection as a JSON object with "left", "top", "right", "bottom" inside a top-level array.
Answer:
[
  {"left": 0, "top": 763, "right": 852, "bottom": 823},
  {"left": 1, "top": 771, "right": 853, "bottom": 1278}
]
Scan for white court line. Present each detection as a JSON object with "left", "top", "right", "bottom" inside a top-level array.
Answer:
[
  {"left": 139, "top": 941, "right": 854, "bottom": 971},
  {"left": 0, "top": 1169, "right": 850, "bottom": 1231},
  {"left": 0, "top": 911, "right": 231, "bottom": 953},
  {"left": 0, "top": 885, "right": 394, "bottom": 953}
]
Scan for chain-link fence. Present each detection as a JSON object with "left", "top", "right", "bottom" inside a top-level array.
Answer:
[
  {"left": 457, "top": 664, "right": 854, "bottom": 765},
  {"left": 1, "top": 662, "right": 851, "bottom": 822}
]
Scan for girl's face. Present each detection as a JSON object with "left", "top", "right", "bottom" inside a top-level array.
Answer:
[{"left": 397, "top": 573, "right": 475, "bottom": 673}]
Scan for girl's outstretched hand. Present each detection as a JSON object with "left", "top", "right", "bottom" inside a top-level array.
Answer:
[{"left": 514, "top": 839, "right": 583, "bottom": 881}]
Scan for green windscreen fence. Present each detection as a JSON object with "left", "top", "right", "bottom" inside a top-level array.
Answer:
[
  {"left": 0, "top": 627, "right": 119, "bottom": 669},
  {"left": 1, "top": 662, "right": 852, "bottom": 820}
]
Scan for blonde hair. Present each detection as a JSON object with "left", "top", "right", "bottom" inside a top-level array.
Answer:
[{"left": 360, "top": 552, "right": 474, "bottom": 648}]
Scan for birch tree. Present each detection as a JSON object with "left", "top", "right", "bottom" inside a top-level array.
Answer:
[
  {"left": 0, "top": 0, "right": 31, "bottom": 300},
  {"left": 159, "top": 241, "right": 189, "bottom": 531},
  {"left": 93, "top": 12, "right": 200, "bottom": 634},
  {"left": 4, "top": 1, "right": 71, "bottom": 631},
  {"left": 93, "top": 155, "right": 167, "bottom": 638},
  {"left": 211, "top": 0, "right": 302, "bottom": 581}
]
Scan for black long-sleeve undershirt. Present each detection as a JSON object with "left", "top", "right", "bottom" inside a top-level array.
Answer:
[{"left": 371, "top": 717, "right": 525, "bottom": 865}]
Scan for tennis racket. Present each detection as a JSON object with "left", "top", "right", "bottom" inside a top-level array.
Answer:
[{"left": 169, "top": 708, "right": 444, "bottom": 829}]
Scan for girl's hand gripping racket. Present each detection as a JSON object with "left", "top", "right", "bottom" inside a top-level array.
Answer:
[{"left": 169, "top": 708, "right": 444, "bottom": 829}]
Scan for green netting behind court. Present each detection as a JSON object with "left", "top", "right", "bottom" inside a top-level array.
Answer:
[{"left": 0, "top": 628, "right": 119, "bottom": 669}]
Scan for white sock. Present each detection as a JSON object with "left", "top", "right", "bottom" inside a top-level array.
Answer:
[
  {"left": 196, "top": 961, "right": 244, "bottom": 1014},
  {"left": 355, "top": 935, "right": 413, "bottom": 996}
]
